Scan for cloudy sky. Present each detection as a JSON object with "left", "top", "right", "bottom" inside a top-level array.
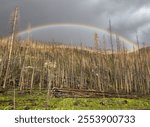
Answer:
[{"left": 0, "top": 0, "right": 150, "bottom": 45}]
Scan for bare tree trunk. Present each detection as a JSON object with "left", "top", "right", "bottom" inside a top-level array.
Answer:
[
  {"left": 30, "top": 68, "right": 35, "bottom": 94},
  {"left": 47, "top": 69, "right": 52, "bottom": 96},
  {"left": 3, "top": 7, "right": 19, "bottom": 88}
]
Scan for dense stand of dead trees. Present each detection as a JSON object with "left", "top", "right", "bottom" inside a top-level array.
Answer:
[{"left": 0, "top": 36, "right": 150, "bottom": 97}]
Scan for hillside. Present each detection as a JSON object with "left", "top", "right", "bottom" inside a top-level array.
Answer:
[
  {"left": 0, "top": 38, "right": 150, "bottom": 109},
  {"left": 0, "top": 38, "right": 149, "bottom": 94}
]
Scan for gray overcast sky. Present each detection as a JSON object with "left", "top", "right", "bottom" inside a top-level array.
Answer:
[{"left": 0, "top": 0, "right": 150, "bottom": 45}]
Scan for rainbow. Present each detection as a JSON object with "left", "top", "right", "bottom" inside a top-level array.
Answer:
[{"left": 18, "top": 23, "right": 138, "bottom": 50}]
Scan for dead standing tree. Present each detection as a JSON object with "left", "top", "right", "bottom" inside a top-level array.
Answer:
[
  {"left": 44, "top": 61, "right": 56, "bottom": 96},
  {"left": 2, "top": 7, "right": 19, "bottom": 110},
  {"left": 19, "top": 24, "right": 31, "bottom": 91},
  {"left": 94, "top": 32, "right": 99, "bottom": 50},
  {"left": 3, "top": 7, "right": 19, "bottom": 89}
]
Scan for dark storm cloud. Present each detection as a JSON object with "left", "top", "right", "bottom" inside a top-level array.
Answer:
[{"left": 0, "top": 0, "right": 150, "bottom": 45}]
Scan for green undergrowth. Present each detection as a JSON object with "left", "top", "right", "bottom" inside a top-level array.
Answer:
[{"left": 0, "top": 91, "right": 150, "bottom": 110}]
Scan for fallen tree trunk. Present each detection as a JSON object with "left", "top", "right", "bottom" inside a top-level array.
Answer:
[{"left": 51, "top": 87, "right": 139, "bottom": 98}]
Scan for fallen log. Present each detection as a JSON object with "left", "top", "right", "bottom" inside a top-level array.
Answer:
[{"left": 51, "top": 87, "right": 138, "bottom": 98}]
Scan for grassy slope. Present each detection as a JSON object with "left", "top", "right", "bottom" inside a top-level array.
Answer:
[{"left": 0, "top": 91, "right": 150, "bottom": 110}]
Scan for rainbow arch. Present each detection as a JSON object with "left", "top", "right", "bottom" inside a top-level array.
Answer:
[{"left": 18, "top": 23, "right": 138, "bottom": 51}]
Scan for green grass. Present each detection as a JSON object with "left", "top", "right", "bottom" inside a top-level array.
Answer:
[{"left": 0, "top": 91, "right": 150, "bottom": 110}]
